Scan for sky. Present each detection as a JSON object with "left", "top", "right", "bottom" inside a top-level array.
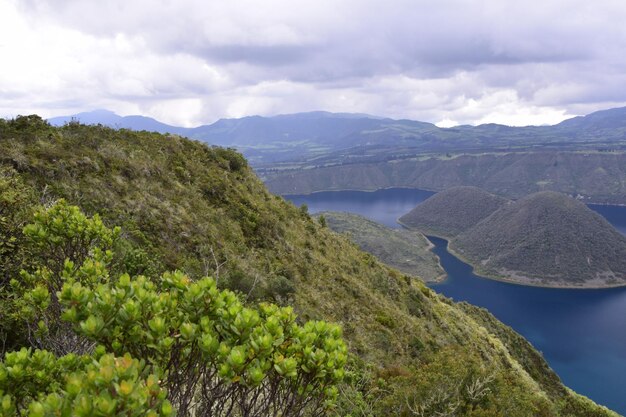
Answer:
[{"left": 1, "top": 0, "right": 626, "bottom": 127}]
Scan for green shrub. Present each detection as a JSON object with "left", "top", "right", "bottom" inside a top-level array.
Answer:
[
  {"left": 0, "top": 348, "right": 171, "bottom": 417},
  {"left": 2, "top": 201, "right": 348, "bottom": 416}
]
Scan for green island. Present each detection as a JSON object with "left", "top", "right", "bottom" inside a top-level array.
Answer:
[
  {"left": 398, "top": 186, "right": 509, "bottom": 237},
  {"left": 0, "top": 116, "right": 619, "bottom": 416},
  {"left": 400, "top": 187, "right": 626, "bottom": 288}
]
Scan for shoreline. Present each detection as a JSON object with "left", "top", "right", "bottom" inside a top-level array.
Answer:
[
  {"left": 440, "top": 237, "right": 626, "bottom": 290},
  {"left": 317, "top": 212, "right": 448, "bottom": 284},
  {"left": 277, "top": 185, "right": 439, "bottom": 197},
  {"left": 278, "top": 186, "right": 626, "bottom": 207},
  {"left": 397, "top": 219, "right": 626, "bottom": 290}
]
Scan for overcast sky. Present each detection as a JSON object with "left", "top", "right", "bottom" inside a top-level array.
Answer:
[{"left": 2, "top": 0, "right": 626, "bottom": 127}]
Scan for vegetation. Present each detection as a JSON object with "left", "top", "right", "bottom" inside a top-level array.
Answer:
[
  {"left": 398, "top": 187, "right": 508, "bottom": 238},
  {"left": 314, "top": 211, "right": 444, "bottom": 282},
  {"left": 2, "top": 199, "right": 346, "bottom": 416},
  {"left": 450, "top": 191, "right": 626, "bottom": 287},
  {"left": 0, "top": 116, "right": 619, "bottom": 416}
]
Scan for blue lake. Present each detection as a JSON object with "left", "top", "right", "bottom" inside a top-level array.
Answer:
[{"left": 286, "top": 188, "right": 626, "bottom": 415}]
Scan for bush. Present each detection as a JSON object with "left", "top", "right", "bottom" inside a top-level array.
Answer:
[
  {"left": 0, "top": 348, "right": 172, "bottom": 417},
  {"left": 2, "top": 201, "right": 348, "bottom": 416}
]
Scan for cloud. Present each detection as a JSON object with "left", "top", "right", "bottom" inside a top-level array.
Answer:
[{"left": 3, "top": 0, "right": 626, "bottom": 126}]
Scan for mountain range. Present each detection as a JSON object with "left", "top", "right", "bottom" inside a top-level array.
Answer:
[{"left": 47, "top": 106, "right": 626, "bottom": 165}]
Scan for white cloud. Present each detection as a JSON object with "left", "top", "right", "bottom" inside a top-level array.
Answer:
[{"left": 3, "top": 0, "right": 626, "bottom": 126}]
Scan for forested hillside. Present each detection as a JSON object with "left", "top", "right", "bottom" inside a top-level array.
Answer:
[{"left": 0, "top": 116, "right": 618, "bottom": 416}]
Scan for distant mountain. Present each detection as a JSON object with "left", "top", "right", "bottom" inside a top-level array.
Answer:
[
  {"left": 48, "top": 110, "right": 436, "bottom": 164},
  {"left": 315, "top": 211, "right": 444, "bottom": 282},
  {"left": 556, "top": 106, "right": 626, "bottom": 130},
  {"left": 184, "top": 112, "right": 437, "bottom": 166},
  {"left": 47, "top": 106, "right": 626, "bottom": 166},
  {"left": 449, "top": 191, "right": 626, "bottom": 288},
  {"left": 399, "top": 186, "right": 509, "bottom": 237},
  {"left": 48, "top": 109, "right": 190, "bottom": 135}
]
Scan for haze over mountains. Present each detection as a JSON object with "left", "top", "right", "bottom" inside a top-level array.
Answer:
[{"left": 48, "top": 107, "right": 626, "bottom": 205}]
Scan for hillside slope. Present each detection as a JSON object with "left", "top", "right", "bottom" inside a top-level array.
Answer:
[
  {"left": 315, "top": 211, "right": 445, "bottom": 282},
  {"left": 0, "top": 116, "right": 618, "bottom": 416},
  {"left": 451, "top": 191, "right": 626, "bottom": 287},
  {"left": 264, "top": 151, "right": 626, "bottom": 204},
  {"left": 399, "top": 186, "right": 509, "bottom": 237}
]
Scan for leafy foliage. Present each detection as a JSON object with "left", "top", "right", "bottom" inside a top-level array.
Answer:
[
  {"left": 2, "top": 200, "right": 347, "bottom": 416},
  {"left": 0, "top": 349, "right": 172, "bottom": 417},
  {"left": 60, "top": 270, "right": 346, "bottom": 416},
  {"left": 0, "top": 168, "right": 34, "bottom": 285},
  {"left": 8, "top": 200, "right": 118, "bottom": 355},
  {"left": 0, "top": 117, "right": 619, "bottom": 416}
]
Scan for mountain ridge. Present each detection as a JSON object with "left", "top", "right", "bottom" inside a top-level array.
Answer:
[
  {"left": 45, "top": 106, "right": 626, "bottom": 166},
  {"left": 46, "top": 105, "right": 626, "bottom": 131},
  {"left": 48, "top": 109, "right": 190, "bottom": 135}
]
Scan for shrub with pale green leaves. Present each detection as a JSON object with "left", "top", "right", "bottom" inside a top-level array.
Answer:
[
  {"left": 1, "top": 200, "right": 348, "bottom": 416},
  {"left": 0, "top": 348, "right": 172, "bottom": 417},
  {"left": 59, "top": 271, "right": 347, "bottom": 416},
  {"left": 8, "top": 200, "right": 119, "bottom": 355}
]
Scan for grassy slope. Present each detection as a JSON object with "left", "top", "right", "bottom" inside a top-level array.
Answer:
[
  {"left": 451, "top": 191, "right": 626, "bottom": 287},
  {"left": 398, "top": 186, "right": 509, "bottom": 238},
  {"left": 314, "top": 211, "right": 445, "bottom": 282},
  {"left": 0, "top": 117, "right": 618, "bottom": 416}
]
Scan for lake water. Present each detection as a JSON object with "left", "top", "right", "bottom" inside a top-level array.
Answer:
[{"left": 286, "top": 188, "right": 626, "bottom": 415}]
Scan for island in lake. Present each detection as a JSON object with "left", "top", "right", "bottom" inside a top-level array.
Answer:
[{"left": 400, "top": 187, "right": 626, "bottom": 288}]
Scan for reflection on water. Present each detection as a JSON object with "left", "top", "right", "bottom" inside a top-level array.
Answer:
[{"left": 285, "top": 188, "right": 626, "bottom": 414}]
